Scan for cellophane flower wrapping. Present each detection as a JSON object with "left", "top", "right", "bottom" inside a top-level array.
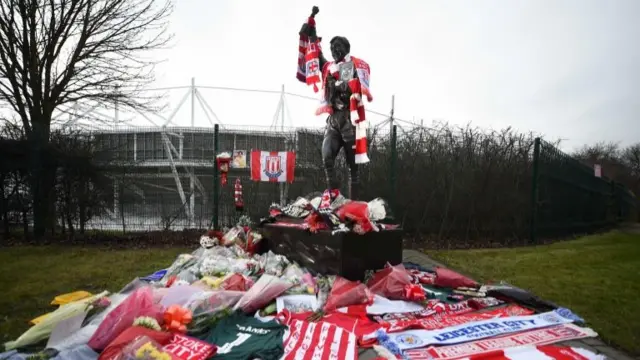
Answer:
[
  {"left": 255, "top": 251, "right": 289, "bottom": 277},
  {"left": 201, "top": 246, "right": 235, "bottom": 259},
  {"left": 233, "top": 274, "right": 292, "bottom": 314},
  {"left": 282, "top": 264, "right": 314, "bottom": 295},
  {"left": 219, "top": 273, "right": 254, "bottom": 291},
  {"left": 120, "top": 335, "right": 176, "bottom": 360},
  {"left": 3, "top": 290, "right": 109, "bottom": 351},
  {"left": 244, "top": 231, "right": 263, "bottom": 255},
  {"left": 160, "top": 255, "right": 197, "bottom": 286},
  {"left": 199, "top": 255, "right": 259, "bottom": 277},
  {"left": 315, "top": 275, "right": 335, "bottom": 310},
  {"left": 221, "top": 226, "right": 245, "bottom": 247},
  {"left": 366, "top": 263, "right": 414, "bottom": 300},
  {"left": 323, "top": 276, "right": 374, "bottom": 313},
  {"left": 434, "top": 266, "right": 479, "bottom": 289},
  {"left": 88, "top": 287, "right": 163, "bottom": 351},
  {"left": 186, "top": 290, "right": 244, "bottom": 338},
  {"left": 159, "top": 285, "right": 207, "bottom": 308}
]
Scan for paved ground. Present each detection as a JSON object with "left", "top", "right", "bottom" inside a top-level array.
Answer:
[{"left": 358, "top": 250, "right": 636, "bottom": 360}]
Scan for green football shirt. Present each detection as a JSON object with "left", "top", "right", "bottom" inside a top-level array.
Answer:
[{"left": 204, "top": 313, "right": 286, "bottom": 360}]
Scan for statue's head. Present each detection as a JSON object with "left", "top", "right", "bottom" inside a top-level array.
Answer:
[{"left": 330, "top": 36, "right": 350, "bottom": 62}]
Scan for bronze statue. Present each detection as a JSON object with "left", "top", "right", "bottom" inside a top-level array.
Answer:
[{"left": 299, "top": 6, "right": 372, "bottom": 200}]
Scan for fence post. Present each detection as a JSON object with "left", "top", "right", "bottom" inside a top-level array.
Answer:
[
  {"left": 390, "top": 125, "right": 398, "bottom": 210},
  {"left": 529, "top": 137, "right": 541, "bottom": 244},
  {"left": 212, "top": 124, "right": 220, "bottom": 230}
]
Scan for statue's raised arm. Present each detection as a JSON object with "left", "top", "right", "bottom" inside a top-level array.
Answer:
[{"left": 299, "top": 7, "right": 328, "bottom": 71}]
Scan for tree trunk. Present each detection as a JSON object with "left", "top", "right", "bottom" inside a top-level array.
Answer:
[
  {"left": 1, "top": 207, "right": 8, "bottom": 238},
  {"left": 50, "top": 198, "right": 57, "bottom": 237},
  {"left": 60, "top": 210, "right": 66, "bottom": 235},
  {"left": 79, "top": 182, "right": 86, "bottom": 235},
  {"left": 22, "top": 209, "right": 29, "bottom": 240},
  {"left": 66, "top": 207, "right": 75, "bottom": 237},
  {"left": 0, "top": 188, "right": 8, "bottom": 239},
  {"left": 79, "top": 205, "right": 86, "bottom": 234}
]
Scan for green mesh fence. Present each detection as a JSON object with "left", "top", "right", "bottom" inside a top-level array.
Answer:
[
  {"left": 532, "top": 139, "right": 637, "bottom": 240},
  {"left": 0, "top": 126, "right": 636, "bottom": 248}
]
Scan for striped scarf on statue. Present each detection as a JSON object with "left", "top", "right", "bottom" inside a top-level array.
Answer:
[
  {"left": 297, "top": 17, "right": 322, "bottom": 92},
  {"left": 319, "top": 55, "right": 372, "bottom": 164}
]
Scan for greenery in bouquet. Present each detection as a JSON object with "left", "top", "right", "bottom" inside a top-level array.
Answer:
[
  {"left": 187, "top": 307, "right": 235, "bottom": 338},
  {"left": 363, "top": 269, "right": 375, "bottom": 284},
  {"left": 259, "top": 302, "right": 277, "bottom": 317},
  {"left": 237, "top": 214, "right": 254, "bottom": 228},
  {"left": 25, "top": 349, "right": 58, "bottom": 360},
  {"left": 308, "top": 275, "right": 336, "bottom": 321},
  {"left": 133, "top": 316, "right": 162, "bottom": 331}
]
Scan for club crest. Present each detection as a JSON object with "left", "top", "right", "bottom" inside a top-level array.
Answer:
[
  {"left": 264, "top": 155, "right": 283, "bottom": 179},
  {"left": 395, "top": 334, "right": 423, "bottom": 347}
]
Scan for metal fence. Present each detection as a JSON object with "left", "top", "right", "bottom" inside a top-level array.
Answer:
[
  {"left": 531, "top": 138, "right": 638, "bottom": 241},
  {"left": 1, "top": 124, "right": 637, "bottom": 247}
]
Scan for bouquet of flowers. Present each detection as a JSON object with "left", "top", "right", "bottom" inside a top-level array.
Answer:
[
  {"left": 233, "top": 274, "right": 292, "bottom": 314},
  {"left": 88, "top": 287, "right": 163, "bottom": 351},
  {"left": 221, "top": 226, "right": 246, "bottom": 247},
  {"left": 367, "top": 263, "right": 421, "bottom": 301},
  {"left": 282, "top": 264, "right": 315, "bottom": 295},
  {"left": 219, "top": 273, "right": 254, "bottom": 291},
  {"left": 323, "top": 276, "right": 374, "bottom": 312},
  {"left": 199, "top": 256, "right": 259, "bottom": 277},
  {"left": 4, "top": 291, "right": 110, "bottom": 351},
  {"left": 161, "top": 255, "right": 198, "bottom": 285},
  {"left": 187, "top": 291, "right": 244, "bottom": 338},
  {"left": 255, "top": 251, "right": 289, "bottom": 277}
]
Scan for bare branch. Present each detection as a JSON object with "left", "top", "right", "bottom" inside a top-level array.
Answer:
[{"left": 0, "top": 0, "right": 173, "bottom": 139}]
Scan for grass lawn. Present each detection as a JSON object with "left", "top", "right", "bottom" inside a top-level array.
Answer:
[
  {"left": 430, "top": 231, "right": 640, "bottom": 356},
  {"left": 0, "top": 246, "right": 190, "bottom": 344}
]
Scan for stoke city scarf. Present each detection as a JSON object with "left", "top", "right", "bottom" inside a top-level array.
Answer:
[
  {"left": 316, "top": 55, "right": 372, "bottom": 164},
  {"left": 297, "top": 16, "right": 322, "bottom": 92}
]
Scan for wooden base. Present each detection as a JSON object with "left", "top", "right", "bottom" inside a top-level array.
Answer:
[{"left": 260, "top": 223, "right": 403, "bottom": 281}]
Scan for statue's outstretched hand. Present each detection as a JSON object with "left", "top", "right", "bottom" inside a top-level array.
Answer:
[{"left": 311, "top": 6, "right": 319, "bottom": 17}]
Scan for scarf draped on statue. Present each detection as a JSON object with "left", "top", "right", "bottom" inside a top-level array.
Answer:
[{"left": 319, "top": 55, "right": 372, "bottom": 164}]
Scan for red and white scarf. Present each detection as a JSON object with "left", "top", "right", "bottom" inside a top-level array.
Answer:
[
  {"left": 234, "top": 178, "right": 243, "bottom": 211},
  {"left": 317, "top": 55, "right": 372, "bottom": 164},
  {"left": 297, "top": 17, "right": 322, "bottom": 92}
]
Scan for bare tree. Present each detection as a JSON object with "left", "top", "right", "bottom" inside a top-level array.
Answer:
[
  {"left": 620, "top": 144, "right": 640, "bottom": 178},
  {"left": 0, "top": 0, "right": 173, "bottom": 238}
]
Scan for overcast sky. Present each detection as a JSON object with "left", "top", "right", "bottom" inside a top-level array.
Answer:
[{"left": 117, "top": 0, "right": 640, "bottom": 152}]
